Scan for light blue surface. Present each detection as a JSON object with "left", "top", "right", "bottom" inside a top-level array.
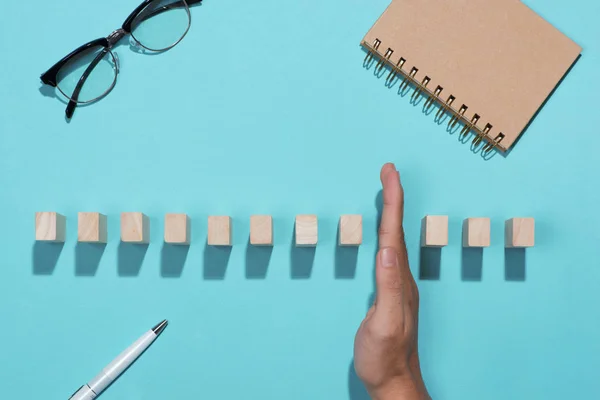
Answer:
[{"left": 0, "top": 0, "right": 598, "bottom": 399}]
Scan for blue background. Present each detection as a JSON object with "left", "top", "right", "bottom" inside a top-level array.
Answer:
[{"left": 0, "top": 0, "right": 598, "bottom": 398}]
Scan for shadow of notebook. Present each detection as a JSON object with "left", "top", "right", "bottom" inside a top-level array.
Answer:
[{"left": 361, "top": 0, "right": 581, "bottom": 154}]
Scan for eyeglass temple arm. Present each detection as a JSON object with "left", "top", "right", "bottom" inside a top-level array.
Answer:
[{"left": 65, "top": 49, "right": 110, "bottom": 119}]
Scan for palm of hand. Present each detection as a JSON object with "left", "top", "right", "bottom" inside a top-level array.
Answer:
[{"left": 353, "top": 164, "right": 428, "bottom": 400}]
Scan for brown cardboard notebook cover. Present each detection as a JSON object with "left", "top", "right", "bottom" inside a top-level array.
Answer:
[{"left": 361, "top": 0, "right": 581, "bottom": 152}]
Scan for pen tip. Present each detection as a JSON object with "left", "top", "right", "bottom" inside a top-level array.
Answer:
[{"left": 152, "top": 319, "right": 168, "bottom": 336}]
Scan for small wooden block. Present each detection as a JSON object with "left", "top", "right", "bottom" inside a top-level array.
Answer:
[
  {"left": 421, "top": 215, "right": 448, "bottom": 247},
  {"left": 208, "top": 216, "right": 231, "bottom": 246},
  {"left": 250, "top": 215, "right": 273, "bottom": 246},
  {"left": 35, "top": 212, "right": 66, "bottom": 242},
  {"left": 164, "top": 213, "right": 190, "bottom": 245},
  {"left": 505, "top": 218, "right": 535, "bottom": 248},
  {"left": 463, "top": 218, "right": 491, "bottom": 247},
  {"left": 339, "top": 215, "right": 362, "bottom": 246},
  {"left": 295, "top": 215, "right": 318, "bottom": 247},
  {"left": 78, "top": 212, "right": 107, "bottom": 243},
  {"left": 121, "top": 212, "right": 150, "bottom": 243}
]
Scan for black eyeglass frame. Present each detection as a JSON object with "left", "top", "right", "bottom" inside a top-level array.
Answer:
[{"left": 40, "top": 0, "right": 201, "bottom": 119}]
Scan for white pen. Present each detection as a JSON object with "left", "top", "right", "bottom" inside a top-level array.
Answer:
[{"left": 69, "top": 320, "right": 168, "bottom": 400}]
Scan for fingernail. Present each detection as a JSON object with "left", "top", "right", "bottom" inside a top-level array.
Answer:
[{"left": 381, "top": 248, "right": 398, "bottom": 268}]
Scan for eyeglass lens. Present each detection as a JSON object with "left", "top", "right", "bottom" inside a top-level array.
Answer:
[{"left": 130, "top": 0, "right": 191, "bottom": 52}]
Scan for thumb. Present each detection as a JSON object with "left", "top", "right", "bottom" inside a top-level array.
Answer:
[{"left": 374, "top": 247, "right": 405, "bottom": 317}]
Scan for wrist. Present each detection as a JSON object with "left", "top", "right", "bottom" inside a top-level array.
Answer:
[
  {"left": 409, "top": 352, "right": 429, "bottom": 398},
  {"left": 369, "top": 374, "right": 424, "bottom": 400}
]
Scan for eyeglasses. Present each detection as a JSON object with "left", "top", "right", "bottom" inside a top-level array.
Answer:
[{"left": 40, "top": 0, "right": 201, "bottom": 119}]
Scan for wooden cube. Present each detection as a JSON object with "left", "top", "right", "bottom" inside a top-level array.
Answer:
[
  {"left": 421, "top": 215, "right": 448, "bottom": 247},
  {"left": 121, "top": 212, "right": 149, "bottom": 243},
  {"left": 78, "top": 212, "right": 107, "bottom": 243},
  {"left": 164, "top": 213, "right": 190, "bottom": 245},
  {"left": 295, "top": 215, "right": 318, "bottom": 247},
  {"left": 35, "top": 212, "right": 66, "bottom": 242},
  {"left": 208, "top": 216, "right": 231, "bottom": 246},
  {"left": 506, "top": 218, "right": 535, "bottom": 248},
  {"left": 463, "top": 217, "right": 490, "bottom": 247},
  {"left": 339, "top": 215, "right": 362, "bottom": 246},
  {"left": 250, "top": 215, "right": 273, "bottom": 246}
]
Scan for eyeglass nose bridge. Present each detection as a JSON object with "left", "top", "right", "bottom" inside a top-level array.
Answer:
[{"left": 107, "top": 28, "right": 127, "bottom": 48}]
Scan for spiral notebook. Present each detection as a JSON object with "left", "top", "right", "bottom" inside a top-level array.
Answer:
[{"left": 361, "top": 0, "right": 581, "bottom": 153}]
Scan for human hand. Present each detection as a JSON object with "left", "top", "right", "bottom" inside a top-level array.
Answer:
[{"left": 354, "top": 163, "right": 429, "bottom": 400}]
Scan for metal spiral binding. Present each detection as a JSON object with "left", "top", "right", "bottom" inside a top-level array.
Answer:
[
  {"left": 400, "top": 67, "right": 418, "bottom": 93},
  {"left": 363, "top": 39, "right": 381, "bottom": 65},
  {"left": 436, "top": 95, "right": 455, "bottom": 121},
  {"left": 460, "top": 114, "right": 479, "bottom": 140},
  {"left": 424, "top": 85, "right": 443, "bottom": 113},
  {"left": 411, "top": 75, "right": 430, "bottom": 103},
  {"left": 362, "top": 38, "right": 506, "bottom": 155},
  {"left": 386, "top": 57, "right": 406, "bottom": 87}
]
